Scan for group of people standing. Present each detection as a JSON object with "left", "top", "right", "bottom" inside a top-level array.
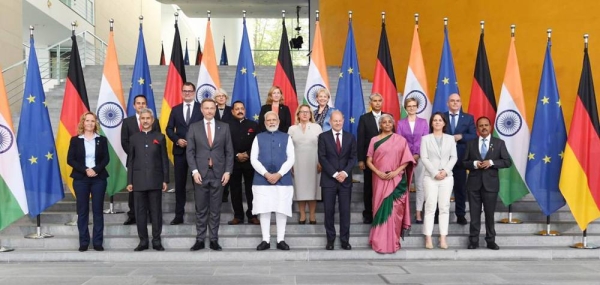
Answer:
[{"left": 67, "top": 82, "right": 511, "bottom": 254}]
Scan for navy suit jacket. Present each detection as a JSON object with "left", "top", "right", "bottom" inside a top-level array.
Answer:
[
  {"left": 166, "top": 101, "right": 203, "bottom": 155},
  {"left": 318, "top": 130, "right": 357, "bottom": 188},
  {"left": 67, "top": 135, "right": 110, "bottom": 180},
  {"left": 444, "top": 111, "right": 477, "bottom": 166}
]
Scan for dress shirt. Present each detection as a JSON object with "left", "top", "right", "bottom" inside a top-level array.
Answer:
[
  {"left": 373, "top": 111, "right": 382, "bottom": 130},
  {"left": 79, "top": 133, "right": 100, "bottom": 168},
  {"left": 473, "top": 135, "right": 494, "bottom": 168}
]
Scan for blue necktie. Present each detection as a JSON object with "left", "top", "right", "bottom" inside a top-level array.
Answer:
[
  {"left": 480, "top": 138, "right": 488, "bottom": 158},
  {"left": 450, "top": 114, "right": 457, "bottom": 134}
]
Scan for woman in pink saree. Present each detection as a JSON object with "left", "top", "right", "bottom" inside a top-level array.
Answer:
[{"left": 366, "top": 114, "right": 415, "bottom": 253}]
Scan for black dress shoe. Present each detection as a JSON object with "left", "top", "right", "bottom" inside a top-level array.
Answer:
[
  {"left": 123, "top": 217, "right": 136, "bottom": 225},
  {"left": 170, "top": 218, "right": 183, "bottom": 225},
  {"left": 256, "top": 241, "right": 270, "bottom": 251},
  {"left": 93, "top": 245, "right": 104, "bottom": 251},
  {"left": 467, "top": 242, "right": 479, "bottom": 249},
  {"left": 486, "top": 242, "right": 500, "bottom": 250},
  {"left": 276, "top": 241, "right": 290, "bottom": 250},
  {"left": 456, "top": 216, "right": 468, "bottom": 225},
  {"left": 362, "top": 216, "right": 373, "bottom": 224},
  {"left": 341, "top": 242, "right": 352, "bottom": 250},
  {"left": 325, "top": 240, "right": 334, "bottom": 250},
  {"left": 78, "top": 245, "right": 88, "bottom": 252},
  {"left": 153, "top": 243, "right": 165, "bottom": 251},
  {"left": 209, "top": 241, "right": 222, "bottom": 251},
  {"left": 134, "top": 243, "right": 149, "bottom": 251},
  {"left": 190, "top": 241, "right": 205, "bottom": 251}
]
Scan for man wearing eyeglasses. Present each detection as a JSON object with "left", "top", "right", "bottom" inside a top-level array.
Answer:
[{"left": 166, "top": 82, "right": 204, "bottom": 225}]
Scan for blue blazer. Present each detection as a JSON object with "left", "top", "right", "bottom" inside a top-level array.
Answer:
[
  {"left": 444, "top": 111, "right": 477, "bottom": 164},
  {"left": 67, "top": 135, "right": 110, "bottom": 180},
  {"left": 316, "top": 107, "right": 337, "bottom": 132},
  {"left": 166, "top": 101, "right": 203, "bottom": 155}
]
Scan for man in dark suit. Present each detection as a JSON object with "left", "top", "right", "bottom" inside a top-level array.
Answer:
[
  {"left": 166, "top": 82, "right": 203, "bottom": 225},
  {"left": 463, "top": 117, "right": 511, "bottom": 250},
  {"left": 357, "top": 93, "right": 385, "bottom": 224},
  {"left": 214, "top": 88, "right": 233, "bottom": 202},
  {"left": 126, "top": 108, "right": 169, "bottom": 251},
  {"left": 227, "top": 101, "right": 260, "bottom": 225},
  {"left": 318, "top": 111, "right": 357, "bottom": 250},
  {"left": 187, "top": 98, "right": 234, "bottom": 251},
  {"left": 444, "top": 93, "right": 477, "bottom": 225},
  {"left": 121, "top": 94, "right": 161, "bottom": 225}
]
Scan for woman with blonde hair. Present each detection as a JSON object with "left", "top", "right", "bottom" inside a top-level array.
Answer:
[
  {"left": 313, "top": 88, "right": 336, "bottom": 132},
  {"left": 258, "top": 86, "right": 292, "bottom": 133},
  {"left": 288, "top": 104, "right": 322, "bottom": 224}
]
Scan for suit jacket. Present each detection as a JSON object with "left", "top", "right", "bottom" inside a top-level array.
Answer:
[
  {"left": 126, "top": 131, "right": 169, "bottom": 191},
  {"left": 215, "top": 105, "right": 233, "bottom": 123},
  {"left": 229, "top": 118, "right": 258, "bottom": 169},
  {"left": 444, "top": 111, "right": 477, "bottom": 165},
  {"left": 186, "top": 119, "right": 234, "bottom": 178},
  {"left": 121, "top": 115, "right": 161, "bottom": 156},
  {"left": 318, "top": 130, "right": 357, "bottom": 188},
  {"left": 462, "top": 136, "right": 512, "bottom": 192},
  {"left": 67, "top": 135, "right": 110, "bottom": 180},
  {"left": 397, "top": 117, "right": 429, "bottom": 155},
  {"left": 357, "top": 112, "right": 387, "bottom": 162},
  {"left": 419, "top": 134, "right": 458, "bottom": 178},
  {"left": 258, "top": 104, "right": 292, "bottom": 133},
  {"left": 166, "top": 101, "right": 203, "bottom": 155}
]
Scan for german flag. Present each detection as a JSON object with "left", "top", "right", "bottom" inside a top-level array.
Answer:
[
  {"left": 559, "top": 43, "right": 600, "bottom": 231},
  {"left": 272, "top": 18, "right": 298, "bottom": 123},
  {"left": 195, "top": 39, "right": 202, "bottom": 66},
  {"left": 160, "top": 42, "right": 166, "bottom": 65},
  {"left": 56, "top": 34, "right": 90, "bottom": 196},
  {"left": 159, "top": 19, "right": 186, "bottom": 163},
  {"left": 468, "top": 29, "right": 496, "bottom": 126},
  {"left": 372, "top": 18, "right": 399, "bottom": 120}
]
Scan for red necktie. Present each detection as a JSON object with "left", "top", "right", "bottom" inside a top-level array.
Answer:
[
  {"left": 207, "top": 122, "right": 213, "bottom": 167},
  {"left": 336, "top": 133, "right": 341, "bottom": 154}
]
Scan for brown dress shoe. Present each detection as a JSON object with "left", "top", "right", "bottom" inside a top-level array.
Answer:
[
  {"left": 227, "top": 218, "right": 243, "bottom": 225},
  {"left": 248, "top": 217, "right": 260, "bottom": 225}
]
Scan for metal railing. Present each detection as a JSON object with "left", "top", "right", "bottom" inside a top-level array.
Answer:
[
  {"left": 2, "top": 31, "right": 107, "bottom": 110},
  {"left": 59, "top": 0, "right": 95, "bottom": 25}
]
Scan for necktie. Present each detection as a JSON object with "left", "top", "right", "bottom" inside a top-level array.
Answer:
[
  {"left": 207, "top": 122, "right": 213, "bottom": 167},
  {"left": 450, "top": 114, "right": 457, "bottom": 134},
  {"left": 185, "top": 103, "right": 191, "bottom": 125},
  {"left": 480, "top": 138, "right": 488, "bottom": 158},
  {"left": 335, "top": 133, "right": 341, "bottom": 154}
]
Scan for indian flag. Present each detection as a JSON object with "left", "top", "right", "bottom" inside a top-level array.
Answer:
[
  {"left": 303, "top": 16, "right": 330, "bottom": 110},
  {"left": 402, "top": 22, "right": 430, "bottom": 121},
  {"left": 96, "top": 27, "right": 128, "bottom": 197},
  {"left": 494, "top": 34, "right": 530, "bottom": 206},
  {"left": 196, "top": 19, "right": 221, "bottom": 101},
  {"left": 0, "top": 67, "right": 28, "bottom": 230}
]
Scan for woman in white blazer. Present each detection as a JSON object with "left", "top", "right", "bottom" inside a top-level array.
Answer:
[{"left": 420, "top": 112, "right": 457, "bottom": 249}]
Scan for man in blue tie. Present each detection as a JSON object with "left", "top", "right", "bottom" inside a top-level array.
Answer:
[{"left": 444, "top": 93, "right": 476, "bottom": 225}]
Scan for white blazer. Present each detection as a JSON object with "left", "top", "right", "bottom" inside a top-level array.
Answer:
[{"left": 419, "top": 133, "right": 458, "bottom": 178}]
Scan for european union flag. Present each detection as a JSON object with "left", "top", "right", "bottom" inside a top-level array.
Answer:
[
  {"left": 184, "top": 40, "right": 190, "bottom": 65},
  {"left": 127, "top": 24, "right": 156, "bottom": 117},
  {"left": 525, "top": 39, "right": 566, "bottom": 216},
  {"left": 432, "top": 25, "right": 459, "bottom": 113},
  {"left": 17, "top": 36, "right": 64, "bottom": 217},
  {"left": 334, "top": 19, "right": 364, "bottom": 137},
  {"left": 231, "top": 18, "right": 260, "bottom": 121},
  {"left": 220, "top": 38, "right": 229, "bottom": 66}
]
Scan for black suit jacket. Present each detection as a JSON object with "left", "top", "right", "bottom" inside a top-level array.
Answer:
[
  {"left": 357, "top": 112, "right": 386, "bottom": 162},
  {"left": 229, "top": 118, "right": 258, "bottom": 169},
  {"left": 126, "top": 131, "right": 169, "bottom": 191},
  {"left": 462, "top": 136, "right": 512, "bottom": 192},
  {"left": 67, "top": 135, "right": 110, "bottom": 180},
  {"left": 444, "top": 111, "right": 477, "bottom": 164},
  {"left": 318, "top": 130, "right": 357, "bottom": 188},
  {"left": 166, "top": 102, "right": 203, "bottom": 155},
  {"left": 121, "top": 115, "right": 161, "bottom": 156},
  {"left": 215, "top": 105, "right": 233, "bottom": 123},
  {"left": 258, "top": 104, "right": 292, "bottom": 133}
]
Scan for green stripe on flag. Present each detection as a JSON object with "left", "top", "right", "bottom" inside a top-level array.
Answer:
[
  {"left": 498, "top": 158, "right": 529, "bottom": 206},
  {"left": 105, "top": 142, "right": 128, "bottom": 197},
  {"left": 0, "top": 176, "right": 26, "bottom": 231}
]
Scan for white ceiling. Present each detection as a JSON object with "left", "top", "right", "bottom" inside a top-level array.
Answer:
[{"left": 156, "top": 0, "right": 310, "bottom": 19}]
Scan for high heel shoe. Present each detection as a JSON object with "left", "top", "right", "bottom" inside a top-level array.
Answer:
[
  {"left": 298, "top": 219, "right": 306, "bottom": 224},
  {"left": 309, "top": 220, "right": 317, "bottom": 224},
  {"left": 424, "top": 236, "right": 433, "bottom": 249}
]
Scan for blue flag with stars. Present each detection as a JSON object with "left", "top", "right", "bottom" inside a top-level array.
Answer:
[
  {"left": 184, "top": 40, "right": 190, "bottom": 65},
  {"left": 231, "top": 18, "right": 261, "bottom": 121},
  {"left": 525, "top": 39, "right": 566, "bottom": 216},
  {"left": 334, "top": 19, "right": 364, "bottom": 137},
  {"left": 127, "top": 24, "right": 156, "bottom": 117},
  {"left": 432, "top": 25, "right": 459, "bottom": 113},
  {"left": 17, "top": 36, "right": 64, "bottom": 217}
]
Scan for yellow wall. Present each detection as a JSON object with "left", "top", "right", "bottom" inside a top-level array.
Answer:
[{"left": 321, "top": 0, "right": 600, "bottom": 128}]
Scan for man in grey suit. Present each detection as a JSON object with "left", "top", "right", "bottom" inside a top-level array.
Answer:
[
  {"left": 463, "top": 117, "right": 511, "bottom": 250},
  {"left": 186, "top": 98, "right": 234, "bottom": 251}
]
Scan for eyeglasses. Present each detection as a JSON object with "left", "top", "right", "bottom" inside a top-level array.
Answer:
[
  {"left": 299, "top": 111, "right": 311, "bottom": 114},
  {"left": 182, "top": 90, "right": 195, "bottom": 93}
]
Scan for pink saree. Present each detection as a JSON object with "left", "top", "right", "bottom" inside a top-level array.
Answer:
[{"left": 367, "top": 133, "right": 415, "bottom": 253}]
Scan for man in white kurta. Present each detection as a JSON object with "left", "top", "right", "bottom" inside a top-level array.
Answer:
[{"left": 251, "top": 111, "right": 295, "bottom": 251}]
